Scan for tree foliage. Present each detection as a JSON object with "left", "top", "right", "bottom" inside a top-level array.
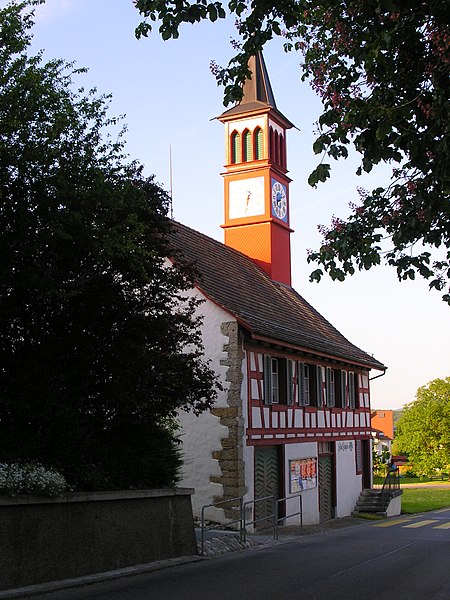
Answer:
[
  {"left": 0, "top": 1, "right": 220, "bottom": 491},
  {"left": 394, "top": 377, "right": 450, "bottom": 476},
  {"left": 135, "top": 0, "right": 450, "bottom": 303}
]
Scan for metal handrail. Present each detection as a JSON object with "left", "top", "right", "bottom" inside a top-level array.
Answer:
[
  {"left": 381, "top": 467, "right": 400, "bottom": 507},
  {"left": 200, "top": 491, "right": 304, "bottom": 553},
  {"left": 242, "top": 495, "right": 275, "bottom": 542},
  {"left": 200, "top": 496, "right": 243, "bottom": 556},
  {"left": 274, "top": 492, "right": 303, "bottom": 539}
]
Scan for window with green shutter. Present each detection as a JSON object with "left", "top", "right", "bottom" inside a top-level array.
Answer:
[
  {"left": 326, "top": 368, "right": 336, "bottom": 407},
  {"left": 231, "top": 131, "right": 240, "bottom": 164},
  {"left": 348, "top": 371, "right": 356, "bottom": 409},
  {"left": 243, "top": 129, "right": 252, "bottom": 162},
  {"left": 263, "top": 355, "right": 273, "bottom": 404},
  {"left": 316, "top": 366, "right": 324, "bottom": 408},
  {"left": 287, "top": 360, "right": 294, "bottom": 405},
  {"left": 263, "top": 355, "right": 293, "bottom": 405},
  {"left": 254, "top": 127, "right": 263, "bottom": 159},
  {"left": 298, "top": 362, "right": 310, "bottom": 406}
]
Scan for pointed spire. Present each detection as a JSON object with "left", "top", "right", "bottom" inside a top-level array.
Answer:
[
  {"left": 240, "top": 52, "right": 277, "bottom": 108},
  {"left": 217, "top": 51, "right": 294, "bottom": 129}
]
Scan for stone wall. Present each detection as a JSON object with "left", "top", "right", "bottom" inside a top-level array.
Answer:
[
  {"left": 0, "top": 488, "right": 196, "bottom": 591},
  {"left": 210, "top": 322, "right": 246, "bottom": 520}
]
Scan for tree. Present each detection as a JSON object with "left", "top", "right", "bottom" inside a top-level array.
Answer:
[
  {"left": 0, "top": 1, "right": 220, "bottom": 491},
  {"left": 134, "top": 0, "right": 450, "bottom": 303},
  {"left": 393, "top": 377, "right": 450, "bottom": 476}
]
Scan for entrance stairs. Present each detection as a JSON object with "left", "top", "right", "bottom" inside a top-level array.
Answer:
[{"left": 352, "top": 488, "right": 401, "bottom": 518}]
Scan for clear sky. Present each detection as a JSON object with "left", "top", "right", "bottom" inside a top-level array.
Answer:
[{"left": 19, "top": 0, "right": 449, "bottom": 410}]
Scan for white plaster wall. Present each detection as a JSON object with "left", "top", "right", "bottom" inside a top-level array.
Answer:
[
  {"left": 284, "top": 443, "right": 319, "bottom": 525},
  {"left": 335, "top": 440, "right": 362, "bottom": 517},
  {"left": 386, "top": 494, "right": 402, "bottom": 517},
  {"left": 177, "top": 288, "right": 234, "bottom": 521}
]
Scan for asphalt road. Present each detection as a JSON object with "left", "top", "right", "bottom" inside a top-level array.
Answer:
[{"left": 22, "top": 507, "right": 450, "bottom": 600}]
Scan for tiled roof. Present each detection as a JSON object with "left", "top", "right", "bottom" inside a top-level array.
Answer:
[{"left": 169, "top": 221, "right": 385, "bottom": 371}]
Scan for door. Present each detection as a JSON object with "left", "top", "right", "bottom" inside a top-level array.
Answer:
[
  {"left": 254, "top": 446, "right": 279, "bottom": 530},
  {"left": 362, "top": 439, "right": 372, "bottom": 489},
  {"left": 318, "top": 442, "right": 335, "bottom": 522}
]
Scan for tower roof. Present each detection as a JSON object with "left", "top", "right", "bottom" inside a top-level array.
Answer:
[{"left": 217, "top": 52, "right": 294, "bottom": 128}]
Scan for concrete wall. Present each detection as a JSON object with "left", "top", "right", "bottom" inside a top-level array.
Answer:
[
  {"left": 0, "top": 489, "right": 197, "bottom": 591},
  {"left": 335, "top": 440, "right": 362, "bottom": 517},
  {"left": 284, "top": 442, "right": 320, "bottom": 525}
]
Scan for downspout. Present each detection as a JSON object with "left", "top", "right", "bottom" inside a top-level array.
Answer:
[{"left": 369, "top": 368, "right": 387, "bottom": 382}]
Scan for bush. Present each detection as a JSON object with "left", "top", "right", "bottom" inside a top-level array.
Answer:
[{"left": 0, "top": 463, "right": 68, "bottom": 497}]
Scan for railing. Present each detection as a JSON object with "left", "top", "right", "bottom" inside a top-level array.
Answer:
[
  {"left": 200, "top": 496, "right": 243, "bottom": 556},
  {"left": 242, "top": 495, "right": 276, "bottom": 542},
  {"left": 274, "top": 493, "right": 303, "bottom": 540},
  {"left": 381, "top": 466, "right": 400, "bottom": 507},
  {"left": 200, "top": 492, "right": 303, "bottom": 554}
]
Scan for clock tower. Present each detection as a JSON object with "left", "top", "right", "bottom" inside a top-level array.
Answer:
[{"left": 218, "top": 52, "right": 294, "bottom": 286}]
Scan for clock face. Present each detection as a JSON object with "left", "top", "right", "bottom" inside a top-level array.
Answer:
[
  {"left": 271, "top": 179, "right": 287, "bottom": 221},
  {"left": 228, "top": 177, "right": 265, "bottom": 219}
]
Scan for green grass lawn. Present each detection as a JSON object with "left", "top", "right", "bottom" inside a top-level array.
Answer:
[{"left": 401, "top": 488, "right": 450, "bottom": 514}]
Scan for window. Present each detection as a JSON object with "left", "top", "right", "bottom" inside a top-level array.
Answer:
[
  {"left": 254, "top": 127, "right": 263, "bottom": 159},
  {"left": 243, "top": 129, "right": 252, "bottom": 162},
  {"left": 230, "top": 131, "right": 240, "bottom": 163},
  {"left": 271, "top": 358, "right": 279, "bottom": 403},
  {"left": 326, "top": 368, "right": 335, "bottom": 407},
  {"left": 305, "top": 365, "right": 323, "bottom": 407},
  {"left": 316, "top": 366, "right": 324, "bottom": 407},
  {"left": 348, "top": 372, "right": 358, "bottom": 409},
  {"left": 263, "top": 355, "right": 294, "bottom": 405},
  {"left": 298, "top": 362, "right": 310, "bottom": 406}
]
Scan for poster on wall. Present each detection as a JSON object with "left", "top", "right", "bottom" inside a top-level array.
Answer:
[{"left": 289, "top": 458, "right": 318, "bottom": 493}]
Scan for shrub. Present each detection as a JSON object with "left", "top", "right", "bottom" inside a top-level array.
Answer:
[{"left": 0, "top": 463, "right": 68, "bottom": 497}]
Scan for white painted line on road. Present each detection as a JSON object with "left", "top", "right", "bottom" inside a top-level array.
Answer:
[
  {"left": 434, "top": 521, "right": 450, "bottom": 529},
  {"left": 331, "top": 543, "right": 415, "bottom": 577}
]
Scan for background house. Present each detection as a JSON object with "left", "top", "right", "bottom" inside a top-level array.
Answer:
[{"left": 371, "top": 409, "right": 395, "bottom": 458}]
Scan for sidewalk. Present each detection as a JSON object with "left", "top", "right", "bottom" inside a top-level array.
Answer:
[{"left": 198, "top": 515, "right": 369, "bottom": 556}]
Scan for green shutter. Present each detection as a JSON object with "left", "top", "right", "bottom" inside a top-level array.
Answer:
[
  {"left": 349, "top": 372, "right": 355, "bottom": 409},
  {"left": 263, "top": 355, "right": 273, "bottom": 405},
  {"left": 231, "top": 131, "right": 240, "bottom": 163},
  {"left": 325, "top": 368, "right": 331, "bottom": 407},
  {"left": 255, "top": 127, "right": 263, "bottom": 159},
  {"left": 340, "top": 370, "right": 346, "bottom": 408},
  {"left": 317, "top": 366, "right": 323, "bottom": 407},
  {"left": 243, "top": 130, "right": 251, "bottom": 161},
  {"left": 287, "top": 360, "right": 294, "bottom": 405},
  {"left": 299, "top": 362, "right": 305, "bottom": 406}
]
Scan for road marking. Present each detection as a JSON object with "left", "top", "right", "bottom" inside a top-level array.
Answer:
[
  {"left": 435, "top": 508, "right": 450, "bottom": 514},
  {"left": 331, "top": 543, "right": 415, "bottom": 577},
  {"left": 434, "top": 521, "right": 450, "bottom": 529},
  {"left": 374, "top": 518, "right": 413, "bottom": 527},
  {"left": 403, "top": 519, "right": 439, "bottom": 528}
]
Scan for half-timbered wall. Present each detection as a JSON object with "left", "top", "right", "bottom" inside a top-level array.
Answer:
[{"left": 246, "top": 347, "right": 372, "bottom": 446}]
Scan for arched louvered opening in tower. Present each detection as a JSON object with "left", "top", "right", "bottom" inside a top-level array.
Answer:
[
  {"left": 274, "top": 130, "right": 280, "bottom": 165},
  {"left": 243, "top": 129, "right": 252, "bottom": 162},
  {"left": 254, "top": 127, "right": 263, "bottom": 160},
  {"left": 230, "top": 130, "right": 241, "bottom": 164},
  {"left": 269, "top": 127, "right": 275, "bottom": 162},
  {"left": 279, "top": 134, "right": 285, "bottom": 167}
]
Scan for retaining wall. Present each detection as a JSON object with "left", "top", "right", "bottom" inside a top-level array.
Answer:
[{"left": 0, "top": 488, "right": 196, "bottom": 591}]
